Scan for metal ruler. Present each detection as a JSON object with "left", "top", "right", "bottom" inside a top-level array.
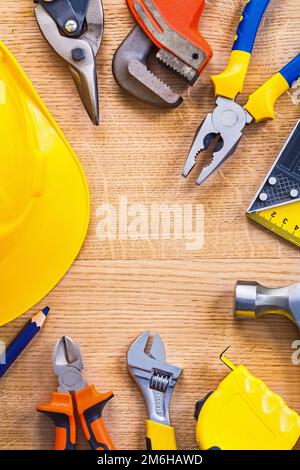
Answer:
[{"left": 248, "top": 120, "right": 300, "bottom": 248}]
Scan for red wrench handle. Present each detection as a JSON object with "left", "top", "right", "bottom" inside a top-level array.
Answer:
[{"left": 127, "top": 0, "right": 212, "bottom": 71}]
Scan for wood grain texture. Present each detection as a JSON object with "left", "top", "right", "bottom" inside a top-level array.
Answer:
[
  {"left": 1, "top": 260, "right": 300, "bottom": 450},
  {"left": 0, "top": 0, "right": 299, "bottom": 450}
]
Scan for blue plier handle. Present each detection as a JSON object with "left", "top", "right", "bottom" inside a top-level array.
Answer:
[
  {"left": 233, "top": 0, "right": 271, "bottom": 54},
  {"left": 212, "top": 0, "right": 300, "bottom": 106}
]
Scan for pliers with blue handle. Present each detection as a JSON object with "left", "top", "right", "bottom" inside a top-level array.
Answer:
[{"left": 183, "top": 0, "right": 300, "bottom": 186}]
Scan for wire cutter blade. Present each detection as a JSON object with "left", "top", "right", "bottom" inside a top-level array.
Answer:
[
  {"left": 35, "top": 0, "right": 104, "bottom": 125},
  {"left": 53, "top": 335, "right": 86, "bottom": 392}
]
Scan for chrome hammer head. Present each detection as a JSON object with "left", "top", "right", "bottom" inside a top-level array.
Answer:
[
  {"left": 127, "top": 331, "right": 182, "bottom": 425},
  {"left": 234, "top": 281, "right": 300, "bottom": 330}
]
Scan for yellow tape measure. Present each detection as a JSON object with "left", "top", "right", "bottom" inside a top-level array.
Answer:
[
  {"left": 248, "top": 120, "right": 300, "bottom": 247},
  {"left": 195, "top": 353, "right": 300, "bottom": 450}
]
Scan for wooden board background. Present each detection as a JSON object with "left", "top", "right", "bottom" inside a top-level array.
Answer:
[{"left": 0, "top": 0, "right": 299, "bottom": 450}]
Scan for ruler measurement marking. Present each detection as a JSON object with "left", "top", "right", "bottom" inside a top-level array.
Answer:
[
  {"left": 248, "top": 209, "right": 300, "bottom": 248},
  {"left": 247, "top": 120, "right": 300, "bottom": 249}
]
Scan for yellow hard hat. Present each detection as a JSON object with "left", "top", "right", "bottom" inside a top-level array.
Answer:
[{"left": 0, "top": 41, "right": 90, "bottom": 326}]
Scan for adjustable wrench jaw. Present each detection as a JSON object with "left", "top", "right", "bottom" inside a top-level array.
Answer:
[
  {"left": 183, "top": 97, "right": 253, "bottom": 185},
  {"left": 128, "top": 367, "right": 176, "bottom": 425},
  {"left": 127, "top": 331, "right": 182, "bottom": 425}
]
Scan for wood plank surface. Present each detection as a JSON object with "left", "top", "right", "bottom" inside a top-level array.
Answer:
[{"left": 0, "top": 0, "right": 299, "bottom": 450}]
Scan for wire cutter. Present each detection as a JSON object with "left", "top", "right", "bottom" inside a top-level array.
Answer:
[
  {"left": 37, "top": 336, "right": 115, "bottom": 450},
  {"left": 183, "top": 0, "right": 300, "bottom": 185},
  {"left": 34, "top": 0, "right": 104, "bottom": 125},
  {"left": 127, "top": 331, "right": 182, "bottom": 450}
]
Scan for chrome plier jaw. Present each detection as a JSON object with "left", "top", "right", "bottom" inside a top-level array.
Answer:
[
  {"left": 34, "top": 0, "right": 104, "bottom": 125},
  {"left": 183, "top": 0, "right": 300, "bottom": 186},
  {"left": 53, "top": 335, "right": 87, "bottom": 392},
  {"left": 183, "top": 97, "right": 253, "bottom": 185},
  {"left": 127, "top": 331, "right": 182, "bottom": 426}
]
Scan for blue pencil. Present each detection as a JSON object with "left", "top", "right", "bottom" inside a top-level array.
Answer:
[{"left": 0, "top": 307, "right": 50, "bottom": 379}]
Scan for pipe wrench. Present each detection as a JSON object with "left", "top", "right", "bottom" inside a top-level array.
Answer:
[{"left": 113, "top": 0, "right": 212, "bottom": 107}]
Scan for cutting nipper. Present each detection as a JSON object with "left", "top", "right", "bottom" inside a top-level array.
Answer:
[{"left": 37, "top": 336, "right": 115, "bottom": 450}]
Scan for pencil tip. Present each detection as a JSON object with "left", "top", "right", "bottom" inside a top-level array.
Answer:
[{"left": 42, "top": 306, "right": 50, "bottom": 316}]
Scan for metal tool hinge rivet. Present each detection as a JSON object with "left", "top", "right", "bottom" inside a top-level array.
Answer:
[
  {"left": 65, "top": 19, "right": 78, "bottom": 33},
  {"left": 72, "top": 47, "right": 86, "bottom": 61},
  {"left": 259, "top": 192, "right": 268, "bottom": 202},
  {"left": 290, "top": 189, "right": 299, "bottom": 198}
]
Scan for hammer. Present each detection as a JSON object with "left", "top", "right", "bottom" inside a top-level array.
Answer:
[{"left": 234, "top": 281, "right": 300, "bottom": 330}]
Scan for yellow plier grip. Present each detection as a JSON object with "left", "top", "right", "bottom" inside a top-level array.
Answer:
[
  {"left": 245, "top": 73, "right": 292, "bottom": 122},
  {"left": 146, "top": 420, "right": 177, "bottom": 450},
  {"left": 245, "top": 53, "right": 300, "bottom": 122},
  {"left": 211, "top": 0, "right": 271, "bottom": 99}
]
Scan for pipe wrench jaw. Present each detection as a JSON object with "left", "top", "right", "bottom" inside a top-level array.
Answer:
[
  {"left": 113, "top": 26, "right": 182, "bottom": 108},
  {"left": 127, "top": 331, "right": 182, "bottom": 425},
  {"left": 183, "top": 97, "right": 253, "bottom": 185}
]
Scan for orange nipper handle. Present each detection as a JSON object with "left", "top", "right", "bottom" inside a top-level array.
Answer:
[
  {"left": 37, "top": 392, "right": 76, "bottom": 450},
  {"left": 75, "top": 384, "right": 116, "bottom": 450}
]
